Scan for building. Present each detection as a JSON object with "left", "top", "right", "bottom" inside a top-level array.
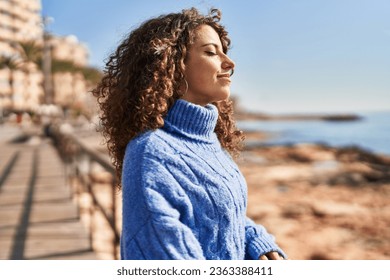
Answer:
[
  {"left": 0, "top": 0, "right": 43, "bottom": 112},
  {"left": 50, "top": 35, "right": 89, "bottom": 67},
  {"left": 49, "top": 35, "right": 90, "bottom": 110},
  {"left": 0, "top": 0, "right": 95, "bottom": 118},
  {"left": 0, "top": 0, "right": 42, "bottom": 43}
]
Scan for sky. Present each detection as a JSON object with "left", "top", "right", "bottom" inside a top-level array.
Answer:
[{"left": 41, "top": 0, "right": 390, "bottom": 114}]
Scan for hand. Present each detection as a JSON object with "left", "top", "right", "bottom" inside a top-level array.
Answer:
[{"left": 259, "top": 251, "right": 285, "bottom": 260}]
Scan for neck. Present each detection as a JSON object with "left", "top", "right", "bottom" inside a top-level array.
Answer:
[{"left": 163, "top": 99, "right": 219, "bottom": 142}]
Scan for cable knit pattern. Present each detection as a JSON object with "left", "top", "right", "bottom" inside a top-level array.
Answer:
[{"left": 120, "top": 99, "right": 286, "bottom": 260}]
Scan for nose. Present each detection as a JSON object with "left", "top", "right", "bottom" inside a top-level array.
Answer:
[{"left": 222, "top": 53, "right": 235, "bottom": 73}]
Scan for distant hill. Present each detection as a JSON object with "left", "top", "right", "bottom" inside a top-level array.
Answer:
[
  {"left": 234, "top": 111, "right": 362, "bottom": 122},
  {"left": 230, "top": 96, "right": 362, "bottom": 122}
]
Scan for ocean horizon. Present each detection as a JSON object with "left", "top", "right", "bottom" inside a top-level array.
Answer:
[{"left": 238, "top": 111, "right": 390, "bottom": 156}]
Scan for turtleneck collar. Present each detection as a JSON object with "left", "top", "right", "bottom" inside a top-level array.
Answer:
[{"left": 163, "top": 99, "right": 219, "bottom": 143}]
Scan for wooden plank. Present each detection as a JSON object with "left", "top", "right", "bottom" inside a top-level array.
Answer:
[
  {"left": 0, "top": 226, "right": 16, "bottom": 238},
  {"left": 31, "top": 188, "right": 72, "bottom": 202},
  {"left": 30, "top": 203, "right": 79, "bottom": 223},
  {"left": 0, "top": 206, "right": 23, "bottom": 225},
  {"left": 0, "top": 139, "right": 97, "bottom": 260},
  {"left": 0, "top": 192, "right": 26, "bottom": 206},
  {"left": 27, "top": 221, "right": 89, "bottom": 238},
  {"left": 23, "top": 238, "right": 92, "bottom": 259}
]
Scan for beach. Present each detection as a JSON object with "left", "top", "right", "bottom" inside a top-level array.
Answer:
[{"left": 240, "top": 142, "right": 390, "bottom": 259}]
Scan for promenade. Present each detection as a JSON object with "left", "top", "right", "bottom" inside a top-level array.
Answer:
[{"left": 0, "top": 124, "right": 96, "bottom": 260}]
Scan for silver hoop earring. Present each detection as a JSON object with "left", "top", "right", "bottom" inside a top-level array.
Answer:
[{"left": 230, "top": 68, "right": 234, "bottom": 77}]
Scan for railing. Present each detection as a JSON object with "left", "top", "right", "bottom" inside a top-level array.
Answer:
[{"left": 49, "top": 125, "right": 121, "bottom": 260}]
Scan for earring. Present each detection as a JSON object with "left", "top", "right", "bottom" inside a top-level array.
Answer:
[{"left": 182, "top": 79, "right": 189, "bottom": 96}]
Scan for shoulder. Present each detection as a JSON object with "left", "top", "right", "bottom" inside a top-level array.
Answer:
[
  {"left": 122, "top": 130, "right": 185, "bottom": 183},
  {"left": 125, "top": 129, "right": 180, "bottom": 162}
]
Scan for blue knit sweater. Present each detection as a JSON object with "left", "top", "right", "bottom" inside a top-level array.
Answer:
[{"left": 120, "top": 99, "right": 286, "bottom": 260}]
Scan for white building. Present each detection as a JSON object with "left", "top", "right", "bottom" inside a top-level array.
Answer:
[
  {"left": 49, "top": 35, "right": 90, "bottom": 109},
  {"left": 0, "top": 0, "right": 43, "bottom": 111},
  {"left": 0, "top": 0, "right": 95, "bottom": 116}
]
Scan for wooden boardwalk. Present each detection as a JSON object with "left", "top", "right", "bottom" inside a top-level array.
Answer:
[{"left": 0, "top": 126, "right": 97, "bottom": 259}]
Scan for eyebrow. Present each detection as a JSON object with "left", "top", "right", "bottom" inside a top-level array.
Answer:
[
  {"left": 200, "top": 43, "right": 227, "bottom": 54},
  {"left": 201, "top": 43, "right": 219, "bottom": 48}
]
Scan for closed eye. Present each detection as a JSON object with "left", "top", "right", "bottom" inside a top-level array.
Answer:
[{"left": 205, "top": 51, "right": 217, "bottom": 56}]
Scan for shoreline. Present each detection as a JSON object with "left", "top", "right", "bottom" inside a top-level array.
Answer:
[
  {"left": 235, "top": 111, "right": 362, "bottom": 122},
  {"left": 243, "top": 139, "right": 390, "bottom": 158},
  {"left": 239, "top": 112, "right": 390, "bottom": 157}
]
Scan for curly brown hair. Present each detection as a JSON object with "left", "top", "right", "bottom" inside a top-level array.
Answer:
[{"left": 93, "top": 7, "right": 244, "bottom": 188}]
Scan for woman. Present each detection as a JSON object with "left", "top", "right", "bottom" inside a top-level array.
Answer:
[{"left": 93, "top": 7, "right": 286, "bottom": 260}]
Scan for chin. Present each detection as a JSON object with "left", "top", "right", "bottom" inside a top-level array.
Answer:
[{"left": 215, "top": 90, "right": 230, "bottom": 102}]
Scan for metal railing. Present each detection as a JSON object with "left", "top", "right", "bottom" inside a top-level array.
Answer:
[{"left": 49, "top": 125, "right": 120, "bottom": 259}]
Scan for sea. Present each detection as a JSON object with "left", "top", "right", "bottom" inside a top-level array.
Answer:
[{"left": 237, "top": 111, "right": 390, "bottom": 156}]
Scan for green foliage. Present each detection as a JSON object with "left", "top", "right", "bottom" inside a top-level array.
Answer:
[
  {"left": 79, "top": 66, "right": 102, "bottom": 84},
  {"left": 0, "top": 55, "right": 21, "bottom": 70},
  {"left": 51, "top": 59, "right": 102, "bottom": 84},
  {"left": 7, "top": 39, "right": 102, "bottom": 84},
  {"left": 16, "top": 40, "right": 42, "bottom": 65},
  {"left": 2, "top": 37, "right": 102, "bottom": 115},
  {"left": 51, "top": 59, "right": 78, "bottom": 73}
]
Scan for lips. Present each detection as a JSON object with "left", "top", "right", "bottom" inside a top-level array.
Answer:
[{"left": 217, "top": 73, "right": 231, "bottom": 81}]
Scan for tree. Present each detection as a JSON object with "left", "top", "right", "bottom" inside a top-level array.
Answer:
[
  {"left": 1, "top": 39, "right": 103, "bottom": 117},
  {"left": 0, "top": 55, "right": 21, "bottom": 109},
  {"left": 13, "top": 40, "right": 43, "bottom": 108},
  {"left": 79, "top": 66, "right": 102, "bottom": 86},
  {"left": 51, "top": 59, "right": 77, "bottom": 73},
  {"left": 16, "top": 40, "right": 42, "bottom": 66}
]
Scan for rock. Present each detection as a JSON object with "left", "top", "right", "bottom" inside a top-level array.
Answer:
[
  {"left": 313, "top": 160, "right": 340, "bottom": 172},
  {"left": 282, "top": 203, "right": 312, "bottom": 218},
  {"left": 312, "top": 201, "right": 367, "bottom": 217},
  {"left": 328, "top": 172, "right": 366, "bottom": 186},
  {"left": 239, "top": 143, "right": 389, "bottom": 259},
  {"left": 247, "top": 202, "right": 279, "bottom": 220},
  {"left": 309, "top": 252, "right": 331, "bottom": 260}
]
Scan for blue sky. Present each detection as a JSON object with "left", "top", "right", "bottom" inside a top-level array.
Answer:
[{"left": 41, "top": 0, "right": 390, "bottom": 114}]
